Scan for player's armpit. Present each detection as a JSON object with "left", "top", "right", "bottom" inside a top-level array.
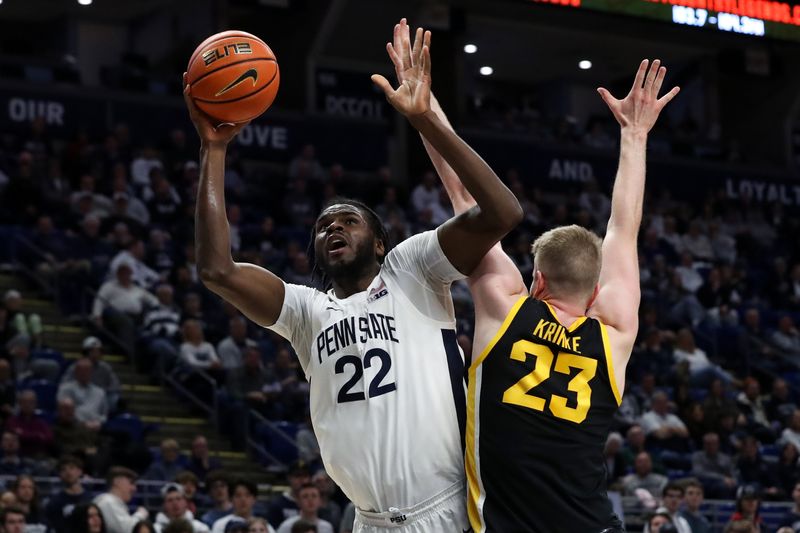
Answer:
[
  {"left": 587, "top": 228, "right": 640, "bottom": 337},
  {"left": 200, "top": 261, "right": 285, "bottom": 328},
  {"left": 437, "top": 205, "right": 520, "bottom": 277},
  {"left": 468, "top": 245, "right": 527, "bottom": 304}
]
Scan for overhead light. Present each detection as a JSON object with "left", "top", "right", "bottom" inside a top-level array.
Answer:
[
  {"left": 464, "top": 44, "right": 478, "bottom": 54},
  {"left": 78, "top": 0, "right": 93, "bottom": 5},
  {"left": 578, "top": 60, "right": 592, "bottom": 70},
  {"left": 479, "top": 66, "right": 493, "bottom": 76}
]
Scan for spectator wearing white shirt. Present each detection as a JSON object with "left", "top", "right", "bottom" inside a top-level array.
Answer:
[
  {"left": 675, "top": 252, "right": 704, "bottom": 294},
  {"left": 108, "top": 241, "right": 160, "bottom": 288},
  {"left": 659, "top": 216, "right": 684, "bottom": 255},
  {"left": 673, "top": 328, "right": 734, "bottom": 387},
  {"left": 130, "top": 147, "right": 163, "bottom": 192},
  {"left": 93, "top": 467, "right": 148, "bottom": 533},
  {"left": 276, "top": 484, "right": 333, "bottom": 533},
  {"left": 772, "top": 316, "right": 800, "bottom": 360},
  {"left": 92, "top": 261, "right": 158, "bottom": 353},
  {"left": 691, "top": 433, "right": 738, "bottom": 498},
  {"left": 57, "top": 359, "right": 108, "bottom": 429},
  {"left": 640, "top": 391, "right": 689, "bottom": 452},
  {"left": 783, "top": 410, "right": 800, "bottom": 455},
  {"left": 216, "top": 317, "right": 251, "bottom": 370},
  {"left": 620, "top": 452, "right": 667, "bottom": 498},
  {"left": 211, "top": 480, "right": 261, "bottom": 533},
  {"left": 681, "top": 221, "right": 713, "bottom": 261},
  {"left": 153, "top": 483, "right": 209, "bottom": 533},
  {"left": 180, "top": 320, "right": 223, "bottom": 403},
  {"left": 659, "top": 483, "right": 692, "bottom": 533},
  {"left": 409, "top": 171, "right": 440, "bottom": 215},
  {"left": 180, "top": 320, "right": 220, "bottom": 371}
]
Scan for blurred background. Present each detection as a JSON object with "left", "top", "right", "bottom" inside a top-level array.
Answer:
[{"left": 0, "top": 1, "right": 799, "bottom": 532}]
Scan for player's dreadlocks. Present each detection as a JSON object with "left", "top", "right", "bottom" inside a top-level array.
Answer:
[{"left": 309, "top": 197, "right": 391, "bottom": 290}]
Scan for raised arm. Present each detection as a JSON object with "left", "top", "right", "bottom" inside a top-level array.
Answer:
[
  {"left": 588, "top": 60, "right": 679, "bottom": 340},
  {"left": 372, "top": 28, "right": 523, "bottom": 276},
  {"left": 183, "top": 74, "right": 285, "bottom": 327},
  {"left": 389, "top": 21, "right": 474, "bottom": 215}
]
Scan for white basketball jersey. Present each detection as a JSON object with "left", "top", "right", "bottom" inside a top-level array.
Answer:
[{"left": 268, "top": 230, "right": 467, "bottom": 512}]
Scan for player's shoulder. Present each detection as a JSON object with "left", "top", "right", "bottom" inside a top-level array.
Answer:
[{"left": 384, "top": 230, "right": 437, "bottom": 260}]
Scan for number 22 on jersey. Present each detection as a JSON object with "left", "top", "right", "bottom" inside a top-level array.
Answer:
[
  {"left": 335, "top": 348, "right": 397, "bottom": 404},
  {"left": 502, "top": 340, "right": 597, "bottom": 423}
]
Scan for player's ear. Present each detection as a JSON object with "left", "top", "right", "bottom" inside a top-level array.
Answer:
[
  {"left": 532, "top": 270, "right": 545, "bottom": 298},
  {"left": 375, "top": 237, "right": 385, "bottom": 261}
]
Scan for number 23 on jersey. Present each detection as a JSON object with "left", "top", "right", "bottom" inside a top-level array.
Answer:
[{"left": 502, "top": 340, "right": 597, "bottom": 424}]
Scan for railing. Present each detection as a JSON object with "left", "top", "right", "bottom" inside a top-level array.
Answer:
[
  {"left": 246, "top": 408, "right": 299, "bottom": 471},
  {"left": 620, "top": 496, "right": 793, "bottom": 532},
  {"left": 163, "top": 365, "right": 218, "bottom": 422}
]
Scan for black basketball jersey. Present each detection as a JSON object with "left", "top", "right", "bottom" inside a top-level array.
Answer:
[{"left": 466, "top": 296, "right": 624, "bottom": 533}]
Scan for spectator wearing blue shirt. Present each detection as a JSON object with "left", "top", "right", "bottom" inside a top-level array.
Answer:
[{"left": 144, "top": 439, "right": 187, "bottom": 481}]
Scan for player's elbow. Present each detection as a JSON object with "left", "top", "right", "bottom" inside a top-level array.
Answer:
[
  {"left": 198, "top": 265, "right": 234, "bottom": 289},
  {"left": 493, "top": 201, "right": 524, "bottom": 234}
]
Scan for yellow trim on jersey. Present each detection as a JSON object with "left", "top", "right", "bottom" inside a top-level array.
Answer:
[
  {"left": 599, "top": 322, "right": 622, "bottom": 406},
  {"left": 466, "top": 364, "right": 482, "bottom": 532},
  {"left": 466, "top": 295, "right": 526, "bottom": 532},
  {"left": 472, "top": 296, "right": 528, "bottom": 369},
  {"left": 543, "top": 300, "right": 587, "bottom": 332}
]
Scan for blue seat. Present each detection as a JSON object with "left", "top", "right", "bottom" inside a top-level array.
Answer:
[
  {"left": 104, "top": 413, "right": 145, "bottom": 441},
  {"left": 255, "top": 420, "right": 299, "bottom": 466},
  {"left": 30, "top": 349, "right": 66, "bottom": 374}
]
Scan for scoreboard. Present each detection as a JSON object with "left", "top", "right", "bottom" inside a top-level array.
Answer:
[{"left": 531, "top": 0, "right": 800, "bottom": 42}]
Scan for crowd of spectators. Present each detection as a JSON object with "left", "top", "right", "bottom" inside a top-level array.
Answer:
[
  {"left": 0, "top": 99, "right": 798, "bottom": 532},
  {"left": 467, "top": 91, "right": 747, "bottom": 164}
]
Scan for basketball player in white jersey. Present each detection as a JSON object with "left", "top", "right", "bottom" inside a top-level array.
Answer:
[
  {"left": 183, "top": 23, "right": 522, "bottom": 532},
  {"left": 389, "top": 21, "right": 680, "bottom": 528}
]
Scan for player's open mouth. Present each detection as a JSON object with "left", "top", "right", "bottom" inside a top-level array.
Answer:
[{"left": 326, "top": 236, "right": 348, "bottom": 256}]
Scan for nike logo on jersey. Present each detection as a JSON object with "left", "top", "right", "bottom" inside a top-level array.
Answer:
[{"left": 215, "top": 68, "right": 258, "bottom": 96}]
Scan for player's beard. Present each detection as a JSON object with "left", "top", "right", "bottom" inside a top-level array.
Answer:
[{"left": 323, "top": 238, "right": 377, "bottom": 285}]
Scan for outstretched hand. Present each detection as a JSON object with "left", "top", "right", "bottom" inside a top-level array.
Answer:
[
  {"left": 182, "top": 72, "right": 250, "bottom": 147},
  {"left": 372, "top": 21, "right": 432, "bottom": 118},
  {"left": 387, "top": 18, "right": 430, "bottom": 86},
  {"left": 597, "top": 59, "right": 680, "bottom": 135}
]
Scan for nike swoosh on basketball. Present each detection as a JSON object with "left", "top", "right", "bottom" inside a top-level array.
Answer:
[{"left": 215, "top": 68, "right": 258, "bottom": 96}]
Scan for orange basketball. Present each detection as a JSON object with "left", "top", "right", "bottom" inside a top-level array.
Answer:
[{"left": 186, "top": 30, "right": 279, "bottom": 123}]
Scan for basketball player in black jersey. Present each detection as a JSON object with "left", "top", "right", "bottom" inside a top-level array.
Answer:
[{"left": 386, "top": 21, "right": 680, "bottom": 532}]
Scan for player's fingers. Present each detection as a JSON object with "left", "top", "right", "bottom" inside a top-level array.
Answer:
[
  {"left": 412, "top": 27, "right": 423, "bottom": 64},
  {"left": 422, "top": 45, "right": 431, "bottom": 77},
  {"left": 632, "top": 59, "right": 648, "bottom": 92},
  {"left": 596, "top": 87, "right": 613, "bottom": 105},
  {"left": 182, "top": 72, "right": 188, "bottom": 88},
  {"left": 182, "top": 80, "right": 196, "bottom": 111},
  {"left": 387, "top": 43, "right": 402, "bottom": 70},
  {"left": 652, "top": 66, "right": 667, "bottom": 98},
  {"left": 394, "top": 22, "right": 406, "bottom": 61},
  {"left": 401, "top": 21, "right": 412, "bottom": 69},
  {"left": 371, "top": 74, "right": 395, "bottom": 98},
  {"left": 657, "top": 86, "right": 681, "bottom": 107},
  {"left": 424, "top": 29, "right": 431, "bottom": 50},
  {"left": 644, "top": 59, "right": 661, "bottom": 93}
]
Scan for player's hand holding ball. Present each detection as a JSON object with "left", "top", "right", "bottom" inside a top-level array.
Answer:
[
  {"left": 371, "top": 24, "right": 432, "bottom": 118},
  {"left": 183, "top": 30, "right": 280, "bottom": 147}
]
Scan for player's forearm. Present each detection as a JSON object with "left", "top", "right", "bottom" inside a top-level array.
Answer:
[
  {"left": 421, "top": 95, "right": 475, "bottom": 215},
  {"left": 409, "top": 110, "right": 521, "bottom": 231},
  {"left": 607, "top": 129, "right": 648, "bottom": 237},
  {"left": 196, "top": 144, "right": 235, "bottom": 284}
]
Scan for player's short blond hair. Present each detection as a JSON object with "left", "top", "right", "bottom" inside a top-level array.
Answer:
[{"left": 530, "top": 225, "right": 602, "bottom": 302}]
